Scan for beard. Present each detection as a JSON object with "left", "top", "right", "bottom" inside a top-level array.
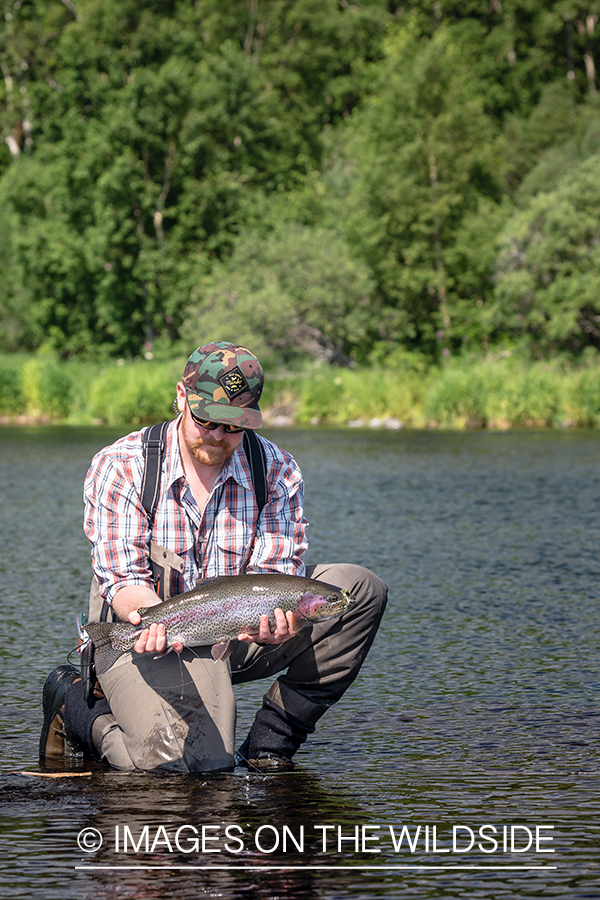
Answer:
[{"left": 180, "top": 414, "right": 239, "bottom": 467}]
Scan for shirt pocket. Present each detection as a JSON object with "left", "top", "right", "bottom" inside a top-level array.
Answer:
[{"left": 214, "top": 523, "right": 254, "bottom": 576}]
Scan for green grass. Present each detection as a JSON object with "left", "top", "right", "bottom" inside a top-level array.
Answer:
[
  {"left": 86, "top": 360, "right": 181, "bottom": 426},
  {"left": 422, "top": 357, "right": 600, "bottom": 429},
  {"left": 1, "top": 351, "right": 600, "bottom": 430},
  {"left": 0, "top": 354, "right": 26, "bottom": 416},
  {"left": 290, "top": 365, "right": 426, "bottom": 426}
]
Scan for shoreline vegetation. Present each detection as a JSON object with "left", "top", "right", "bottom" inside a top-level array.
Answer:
[
  {"left": 1, "top": 352, "right": 600, "bottom": 431},
  {"left": 3, "top": 4, "right": 600, "bottom": 407}
]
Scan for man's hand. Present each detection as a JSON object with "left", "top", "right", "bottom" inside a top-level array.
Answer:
[
  {"left": 238, "top": 608, "right": 298, "bottom": 645},
  {"left": 127, "top": 613, "right": 184, "bottom": 656},
  {"left": 111, "top": 588, "right": 183, "bottom": 657}
]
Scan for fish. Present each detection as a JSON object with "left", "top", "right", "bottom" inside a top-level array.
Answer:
[{"left": 85, "top": 573, "right": 356, "bottom": 676}]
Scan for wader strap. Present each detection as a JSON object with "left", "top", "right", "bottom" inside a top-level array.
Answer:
[
  {"left": 141, "top": 421, "right": 170, "bottom": 527},
  {"left": 100, "top": 593, "right": 112, "bottom": 622},
  {"left": 243, "top": 430, "right": 268, "bottom": 517},
  {"left": 96, "top": 420, "right": 170, "bottom": 621}
]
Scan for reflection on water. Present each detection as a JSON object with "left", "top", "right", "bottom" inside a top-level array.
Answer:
[{"left": 0, "top": 425, "right": 599, "bottom": 898}]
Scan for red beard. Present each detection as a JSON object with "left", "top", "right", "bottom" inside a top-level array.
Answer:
[{"left": 181, "top": 415, "right": 239, "bottom": 467}]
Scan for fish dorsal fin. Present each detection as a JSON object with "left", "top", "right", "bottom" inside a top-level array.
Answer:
[
  {"left": 188, "top": 576, "right": 227, "bottom": 604},
  {"left": 194, "top": 576, "right": 222, "bottom": 589},
  {"left": 137, "top": 576, "right": 224, "bottom": 615}
]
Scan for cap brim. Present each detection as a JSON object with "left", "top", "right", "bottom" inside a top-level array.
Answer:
[{"left": 187, "top": 392, "right": 263, "bottom": 430}]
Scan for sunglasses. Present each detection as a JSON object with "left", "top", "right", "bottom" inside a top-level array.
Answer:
[{"left": 189, "top": 410, "right": 245, "bottom": 434}]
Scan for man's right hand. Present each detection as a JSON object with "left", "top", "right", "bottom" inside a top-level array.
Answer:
[
  {"left": 127, "top": 616, "right": 183, "bottom": 656},
  {"left": 127, "top": 611, "right": 184, "bottom": 656},
  {"left": 112, "top": 585, "right": 183, "bottom": 656}
]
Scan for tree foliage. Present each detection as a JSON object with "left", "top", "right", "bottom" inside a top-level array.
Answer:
[
  {"left": 324, "top": 20, "right": 507, "bottom": 358},
  {"left": 181, "top": 222, "right": 376, "bottom": 367},
  {"left": 0, "top": 0, "right": 599, "bottom": 362},
  {"left": 493, "top": 154, "right": 600, "bottom": 355}
]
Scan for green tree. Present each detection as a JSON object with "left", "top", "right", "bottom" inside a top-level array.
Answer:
[
  {"left": 323, "top": 20, "right": 505, "bottom": 358},
  {"left": 0, "top": 0, "right": 74, "bottom": 168},
  {"left": 181, "top": 222, "right": 376, "bottom": 367},
  {"left": 0, "top": 0, "right": 391, "bottom": 358},
  {"left": 401, "top": 1, "right": 600, "bottom": 115},
  {"left": 0, "top": 2, "right": 298, "bottom": 355},
  {"left": 492, "top": 154, "right": 600, "bottom": 355},
  {"left": 2, "top": 0, "right": 599, "bottom": 363}
]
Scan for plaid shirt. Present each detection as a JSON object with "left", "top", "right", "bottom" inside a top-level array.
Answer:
[{"left": 83, "top": 420, "right": 308, "bottom": 605}]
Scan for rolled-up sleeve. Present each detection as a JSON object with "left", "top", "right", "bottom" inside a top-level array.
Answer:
[
  {"left": 245, "top": 446, "right": 308, "bottom": 576},
  {"left": 83, "top": 443, "right": 154, "bottom": 604}
]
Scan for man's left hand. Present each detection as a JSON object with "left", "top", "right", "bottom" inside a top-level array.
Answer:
[{"left": 238, "top": 608, "right": 298, "bottom": 645}]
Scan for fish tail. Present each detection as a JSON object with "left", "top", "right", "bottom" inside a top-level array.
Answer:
[{"left": 85, "top": 621, "right": 127, "bottom": 677}]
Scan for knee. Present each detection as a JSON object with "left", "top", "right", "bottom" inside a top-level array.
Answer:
[
  {"left": 315, "top": 562, "right": 388, "bottom": 618},
  {"left": 351, "top": 565, "right": 388, "bottom": 620}
]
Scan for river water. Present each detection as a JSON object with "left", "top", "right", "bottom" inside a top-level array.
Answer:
[{"left": 0, "top": 425, "right": 598, "bottom": 899}]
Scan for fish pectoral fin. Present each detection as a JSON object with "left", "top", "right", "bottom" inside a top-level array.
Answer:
[
  {"left": 153, "top": 646, "right": 174, "bottom": 660},
  {"left": 211, "top": 640, "right": 232, "bottom": 662}
]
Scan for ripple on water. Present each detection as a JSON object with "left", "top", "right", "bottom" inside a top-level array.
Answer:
[{"left": 1, "top": 426, "right": 599, "bottom": 898}]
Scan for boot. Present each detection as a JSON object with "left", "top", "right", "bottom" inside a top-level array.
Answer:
[
  {"left": 39, "top": 665, "right": 83, "bottom": 760},
  {"left": 63, "top": 679, "right": 111, "bottom": 760},
  {"left": 236, "top": 695, "right": 314, "bottom": 770}
]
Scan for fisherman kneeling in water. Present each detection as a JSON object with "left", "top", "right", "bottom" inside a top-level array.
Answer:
[{"left": 40, "top": 342, "right": 387, "bottom": 772}]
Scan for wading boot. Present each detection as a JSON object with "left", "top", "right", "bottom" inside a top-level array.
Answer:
[
  {"left": 63, "top": 677, "right": 110, "bottom": 760},
  {"left": 39, "top": 665, "right": 84, "bottom": 760},
  {"left": 236, "top": 695, "right": 314, "bottom": 771}
]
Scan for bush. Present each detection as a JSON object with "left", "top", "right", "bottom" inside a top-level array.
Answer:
[
  {"left": 0, "top": 354, "right": 25, "bottom": 415},
  {"left": 295, "top": 365, "right": 425, "bottom": 425},
  {"left": 1, "top": 351, "right": 600, "bottom": 431},
  {"left": 424, "top": 358, "right": 573, "bottom": 428},
  {"left": 86, "top": 361, "right": 177, "bottom": 425},
  {"left": 21, "top": 356, "right": 75, "bottom": 419},
  {"left": 570, "top": 367, "right": 600, "bottom": 426}
]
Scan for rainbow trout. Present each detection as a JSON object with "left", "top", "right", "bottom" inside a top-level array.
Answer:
[{"left": 85, "top": 574, "right": 356, "bottom": 676}]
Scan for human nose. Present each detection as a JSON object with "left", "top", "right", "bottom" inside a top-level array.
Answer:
[{"left": 205, "top": 423, "right": 228, "bottom": 439}]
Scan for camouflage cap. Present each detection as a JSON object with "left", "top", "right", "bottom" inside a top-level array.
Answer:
[{"left": 182, "top": 341, "right": 263, "bottom": 430}]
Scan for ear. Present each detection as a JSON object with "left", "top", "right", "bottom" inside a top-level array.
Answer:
[{"left": 175, "top": 382, "right": 186, "bottom": 414}]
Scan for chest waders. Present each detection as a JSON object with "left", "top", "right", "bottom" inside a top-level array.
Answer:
[{"left": 81, "top": 422, "right": 268, "bottom": 702}]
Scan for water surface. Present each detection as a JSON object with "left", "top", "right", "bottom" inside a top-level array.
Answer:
[{"left": 0, "top": 425, "right": 598, "bottom": 898}]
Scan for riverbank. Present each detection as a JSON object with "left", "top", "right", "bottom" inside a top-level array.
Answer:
[{"left": 1, "top": 352, "right": 600, "bottom": 430}]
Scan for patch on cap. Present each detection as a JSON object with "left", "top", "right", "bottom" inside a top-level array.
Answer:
[{"left": 219, "top": 366, "right": 250, "bottom": 400}]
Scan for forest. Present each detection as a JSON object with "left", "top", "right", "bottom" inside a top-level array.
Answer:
[{"left": 1, "top": 1, "right": 600, "bottom": 402}]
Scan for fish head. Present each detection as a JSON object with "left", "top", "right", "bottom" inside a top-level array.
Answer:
[{"left": 296, "top": 587, "right": 357, "bottom": 621}]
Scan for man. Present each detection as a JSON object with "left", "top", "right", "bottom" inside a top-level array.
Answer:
[{"left": 40, "top": 341, "right": 387, "bottom": 771}]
